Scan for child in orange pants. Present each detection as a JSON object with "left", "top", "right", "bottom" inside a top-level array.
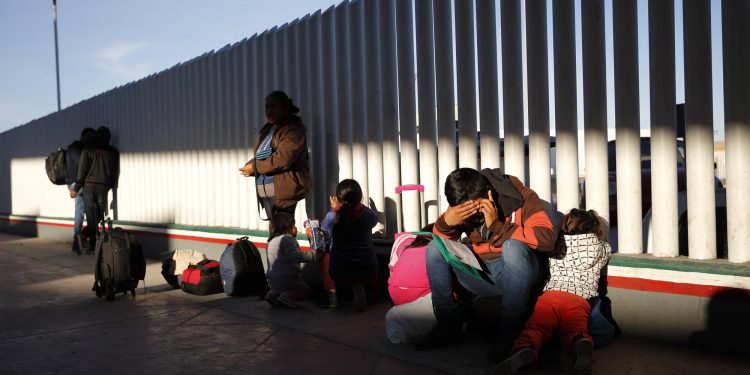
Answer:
[{"left": 496, "top": 209, "right": 611, "bottom": 375}]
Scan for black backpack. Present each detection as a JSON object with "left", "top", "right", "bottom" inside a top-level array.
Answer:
[
  {"left": 220, "top": 237, "right": 268, "bottom": 296},
  {"left": 93, "top": 227, "right": 146, "bottom": 301},
  {"left": 45, "top": 148, "right": 67, "bottom": 185}
]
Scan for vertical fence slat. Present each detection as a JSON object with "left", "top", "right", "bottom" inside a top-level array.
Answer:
[
  {"left": 553, "top": 0, "right": 579, "bottom": 214},
  {"left": 649, "top": 0, "right": 678, "bottom": 257},
  {"left": 349, "top": 0, "right": 369, "bottom": 213},
  {"left": 455, "top": 0, "right": 478, "bottom": 170},
  {"left": 321, "top": 7, "right": 339, "bottom": 200},
  {"left": 396, "top": 0, "right": 420, "bottom": 231},
  {"left": 476, "top": 0, "right": 500, "bottom": 171},
  {"left": 526, "top": 0, "right": 551, "bottom": 202},
  {"left": 582, "top": 0, "right": 610, "bottom": 222},
  {"left": 364, "top": 0, "right": 385, "bottom": 231},
  {"left": 613, "top": 0, "right": 643, "bottom": 254},
  {"left": 501, "top": 0, "right": 525, "bottom": 181},
  {"left": 415, "top": 0, "right": 439, "bottom": 224},
  {"left": 335, "top": 2, "right": 353, "bottom": 181},
  {"left": 378, "top": 0, "right": 400, "bottom": 236},
  {"left": 434, "top": 0, "right": 456, "bottom": 213},
  {"left": 722, "top": 0, "right": 750, "bottom": 263},
  {"left": 684, "top": 0, "right": 717, "bottom": 259}
]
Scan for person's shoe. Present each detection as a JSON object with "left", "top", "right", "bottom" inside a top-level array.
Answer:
[
  {"left": 264, "top": 290, "right": 281, "bottom": 307},
  {"left": 572, "top": 338, "right": 593, "bottom": 375},
  {"left": 413, "top": 324, "right": 462, "bottom": 351},
  {"left": 328, "top": 290, "right": 338, "bottom": 307},
  {"left": 277, "top": 293, "right": 299, "bottom": 309},
  {"left": 486, "top": 341, "right": 513, "bottom": 363},
  {"left": 494, "top": 347, "right": 535, "bottom": 375},
  {"left": 72, "top": 237, "right": 81, "bottom": 255},
  {"left": 352, "top": 282, "right": 367, "bottom": 312}
]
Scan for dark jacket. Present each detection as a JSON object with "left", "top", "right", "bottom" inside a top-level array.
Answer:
[
  {"left": 434, "top": 171, "right": 555, "bottom": 258},
  {"left": 248, "top": 114, "right": 312, "bottom": 209},
  {"left": 65, "top": 140, "right": 84, "bottom": 186},
  {"left": 76, "top": 145, "right": 120, "bottom": 189},
  {"left": 323, "top": 203, "right": 379, "bottom": 279}
]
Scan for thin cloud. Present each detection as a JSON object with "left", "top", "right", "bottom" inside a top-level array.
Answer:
[{"left": 94, "top": 42, "right": 151, "bottom": 79}]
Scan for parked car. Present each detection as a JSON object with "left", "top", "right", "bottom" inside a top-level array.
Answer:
[{"left": 594, "top": 137, "right": 726, "bottom": 257}]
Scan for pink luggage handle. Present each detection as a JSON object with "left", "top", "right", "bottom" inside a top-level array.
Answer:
[
  {"left": 395, "top": 184, "right": 425, "bottom": 231},
  {"left": 395, "top": 184, "right": 424, "bottom": 194}
]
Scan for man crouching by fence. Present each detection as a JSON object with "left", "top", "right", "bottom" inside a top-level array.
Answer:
[{"left": 414, "top": 168, "right": 555, "bottom": 363}]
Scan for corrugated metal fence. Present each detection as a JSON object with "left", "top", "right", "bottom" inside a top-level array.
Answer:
[{"left": 0, "top": 0, "right": 748, "bottom": 263}]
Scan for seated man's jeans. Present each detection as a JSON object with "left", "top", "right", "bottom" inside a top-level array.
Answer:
[{"left": 425, "top": 238, "right": 540, "bottom": 337}]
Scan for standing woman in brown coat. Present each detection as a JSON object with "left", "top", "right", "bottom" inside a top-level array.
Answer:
[{"left": 240, "top": 91, "right": 312, "bottom": 219}]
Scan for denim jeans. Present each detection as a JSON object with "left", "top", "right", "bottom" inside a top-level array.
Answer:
[
  {"left": 83, "top": 184, "right": 110, "bottom": 248},
  {"left": 425, "top": 238, "right": 540, "bottom": 336},
  {"left": 69, "top": 184, "right": 84, "bottom": 235}
]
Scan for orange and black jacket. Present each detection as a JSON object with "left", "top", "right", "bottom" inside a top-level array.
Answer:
[{"left": 433, "top": 173, "right": 555, "bottom": 258}]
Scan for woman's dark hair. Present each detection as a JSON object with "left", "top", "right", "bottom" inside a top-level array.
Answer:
[
  {"left": 562, "top": 208, "right": 603, "bottom": 238},
  {"left": 444, "top": 168, "right": 491, "bottom": 206},
  {"left": 266, "top": 90, "right": 300, "bottom": 114},
  {"left": 269, "top": 212, "right": 295, "bottom": 241}
]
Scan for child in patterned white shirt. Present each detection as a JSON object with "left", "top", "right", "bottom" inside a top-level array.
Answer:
[{"left": 496, "top": 209, "right": 611, "bottom": 375}]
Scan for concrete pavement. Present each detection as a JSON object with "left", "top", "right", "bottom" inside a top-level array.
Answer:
[{"left": 0, "top": 232, "right": 748, "bottom": 375}]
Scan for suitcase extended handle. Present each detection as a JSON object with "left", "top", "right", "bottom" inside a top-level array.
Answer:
[{"left": 395, "top": 184, "right": 424, "bottom": 194}]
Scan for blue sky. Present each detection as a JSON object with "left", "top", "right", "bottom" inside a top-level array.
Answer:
[
  {"left": 0, "top": 0, "right": 337, "bottom": 134},
  {"left": 0, "top": 0, "right": 726, "bottom": 140}
]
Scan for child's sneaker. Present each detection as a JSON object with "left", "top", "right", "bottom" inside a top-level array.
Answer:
[
  {"left": 572, "top": 338, "right": 593, "bottom": 375},
  {"left": 277, "top": 293, "right": 299, "bottom": 309},
  {"left": 326, "top": 290, "right": 338, "bottom": 308},
  {"left": 495, "top": 347, "right": 535, "bottom": 375},
  {"left": 352, "top": 282, "right": 367, "bottom": 312}
]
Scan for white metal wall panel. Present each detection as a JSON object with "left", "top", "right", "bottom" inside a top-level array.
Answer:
[
  {"left": 334, "top": 2, "right": 353, "bottom": 181},
  {"left": 364, "top": 0, "right": 385, "bottom": 232},
  {"left": 525, "top": 0, "right": 551, "bottom": 202},
  {"left": 476, "top": 0, "right": 500, "bottom": 171},
  {"left": 322, "top": 6, "right": 339, "bottom": 198},
  {"left": 500, "top": 0, "right": 526, "bottom": 182},
  {"left": 349, "top": 0, "right": 369, "bottom": 211},
  {"left": 455, "top": 0, "right": 478, "bottom": 170},
  {"left": 415, "top": 0, "right": 439, "bottom": 224},
  {"left": 379, "top": 0, "right": 400, "bottom": 235},
  {"left": 310, "top": 11, "right": 326, "bottom": 218},
  {"left": 396, "top": 0, "right": 420, "bottom": 232}
]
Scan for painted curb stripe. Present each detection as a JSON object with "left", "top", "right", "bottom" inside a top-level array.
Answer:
[
  {"left": 608, "top": 265, "right": 750, "bottom": 290},
  {"left": 608, "top": 276, "right": 746, "bottom": 298},
  {"left": 3, "top": 214, "right": 748, "bottom": 292}
]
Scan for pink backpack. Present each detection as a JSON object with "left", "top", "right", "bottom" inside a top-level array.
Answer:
[{"left": 388, "top": 233, "right": 432, "bottom": 305}]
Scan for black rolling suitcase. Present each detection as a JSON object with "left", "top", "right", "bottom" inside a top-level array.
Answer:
[{"left": 92, "top": 224, "right": 146, "bottom": 301}]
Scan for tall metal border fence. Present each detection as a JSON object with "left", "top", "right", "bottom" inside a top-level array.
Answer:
[{"left": 1, "top": 0, "right": 748, "bottom": 263}]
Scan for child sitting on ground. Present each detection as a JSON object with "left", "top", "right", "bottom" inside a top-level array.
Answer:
[
  {"left": 265, "top": 212, "right": 322, "bottom": 309},
  {"left": 321, "top": 179, "right": 380, "bottom": 312},
  {"left": 496, "top": 209, "right": 612, "bottom": 375}
]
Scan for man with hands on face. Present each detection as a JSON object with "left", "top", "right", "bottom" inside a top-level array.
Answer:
[{"left": 416, "top": 168, "right": 556, "bottom": 358}]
